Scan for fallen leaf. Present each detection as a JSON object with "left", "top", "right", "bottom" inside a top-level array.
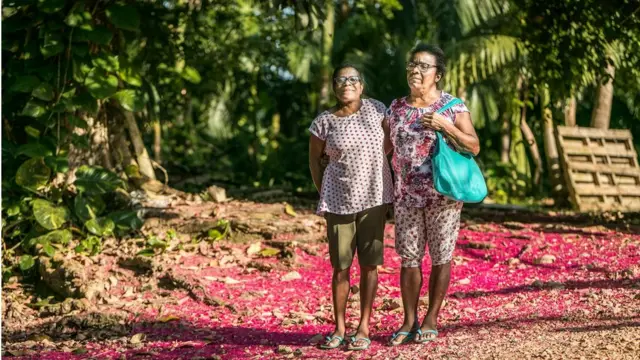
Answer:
[
  {"left": 284, "top": 203, "right": 297, "bottom": 217},
  {"left": 247, "top": 242, "right": 262, "bottom": 256},
  {"left": 223, "top": 276, "right": 241, "bottom": 285},
  {"left": 130, "top": 333, "right": 146, "bottom": 344},
  {"left": 281, "top": 271, "right": 302, "bottom": 281},
  {"left": 278, "top": 345, "right": 293, "bottom": 354},
  {"left": 259, "top": 247, "right": 281, "bottom": 257},
  {"left": 158, "top": 314, "right": 180, "bottom": 322},
  {"left": 535, "top": 254, "right": 556, "bottom": 264},
  {"left": 458, "top": 278, "right": 471, "bottom": 285}
]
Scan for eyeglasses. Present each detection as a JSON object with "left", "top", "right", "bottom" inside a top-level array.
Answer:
[
  {"left": 406, "top": 62, "right": 437, "bottom": 72},
  {"left": 333, "top": 76, "right": 361, "bottom": 86}
]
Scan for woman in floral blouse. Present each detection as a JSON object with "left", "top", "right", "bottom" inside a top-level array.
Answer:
[{"left": 384, "top": 44, "right": 480, "bottom": 345}]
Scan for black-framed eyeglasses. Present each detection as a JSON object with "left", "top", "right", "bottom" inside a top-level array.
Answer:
[
  {"left": 334, "top": 76, "right": 361, "bottom": 86},
  {"left": 406, "top": 62, "right": 437, "bottom": 72}
]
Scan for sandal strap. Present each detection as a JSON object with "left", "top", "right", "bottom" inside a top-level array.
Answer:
[
  {"left": 325, "top": 334, "right": 344, "bottom": 342},
  {"left": 391, "top": 331, "right": 412, "bottom": 339},
  {"left": 350, "top": 336, "right": 371, "bottom": 345}
]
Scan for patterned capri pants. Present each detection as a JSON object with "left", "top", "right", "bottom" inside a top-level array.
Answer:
[{"left": 394, "top": 203, "right": 463, "bottom": 267}]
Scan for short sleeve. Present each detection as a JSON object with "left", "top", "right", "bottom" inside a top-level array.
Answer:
[
  {"left": 309, "top": 114, "right": 329, "bottom": 141},
  {"left": 367, "top": 99, "right": 387, "bottom": 118},
  {"left": 450, "top": 101, "right": 470, "bottom": 124}
]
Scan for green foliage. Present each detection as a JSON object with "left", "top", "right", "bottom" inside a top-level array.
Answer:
[
  {"left": 207, "top": 219, "right": 230, "bottom": 242},
  {"left": 32, "top": 199, "right": 70, "bottom": 230}
]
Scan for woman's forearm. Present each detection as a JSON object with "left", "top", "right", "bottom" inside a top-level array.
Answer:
[
  {"left": 442, "top": 123, "right": 480, "bottom": 155},
  {"left": 309, "top": 158, "right": 324, "bottom": 193}
]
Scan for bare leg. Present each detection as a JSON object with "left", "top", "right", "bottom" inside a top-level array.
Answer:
[
  {"left": 417, "top": 262, "right": 451, "bottom": 341},
  {"left": 389, "top": 266, "right": 421, "bottom": 345},
  {"left": 325, "top": 267, "right": 350, "bottom": 347},
  {"left": 351, "top": 265, "right": 378, "bottom": 347}
]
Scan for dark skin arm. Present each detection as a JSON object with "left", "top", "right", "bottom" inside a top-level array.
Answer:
[
  {"left": 382, "top": 118, "right": 393, "bottom": 154},
  {"left": 420, "top": 111, "right": 480, "bottom": 155},
  {"left": 309, "top": 134, "right": 326, "bottom": 192}
]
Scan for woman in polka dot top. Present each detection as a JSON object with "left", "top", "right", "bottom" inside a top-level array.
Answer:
[{"left": 309, "top": 64, "right": 393, "bottom": 351}]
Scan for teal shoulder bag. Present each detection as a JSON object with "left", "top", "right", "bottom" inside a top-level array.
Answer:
[{"left": 431, "top": 98, "right": 488, "bottom": 203}]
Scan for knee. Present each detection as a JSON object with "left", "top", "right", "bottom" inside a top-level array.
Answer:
[
  {"left": 431, "top": 261, "right": 451, "bottom": 270},
  {"left": 359, "top": 265, "right": 377, "bottom": 274},
  {"left": 333, "top": 268, "right": 350, "bottom": 281}
]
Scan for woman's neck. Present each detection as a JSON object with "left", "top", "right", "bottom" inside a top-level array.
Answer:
[
  {"left": 333, "top": 99, "right": 362, "bottom": 117},
  {"left": 409, "top": 86, "right": 440, "bottom": 107}
]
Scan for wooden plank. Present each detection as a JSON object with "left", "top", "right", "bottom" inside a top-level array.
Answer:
[
  {"left": 575, "top": 198, "right": 640, "bottom": 212},
  {"left": 557, "top": 126, "right": 633, "bottom": 139},
  {"left": 565, "top": 163, "right": 640, "bottom": 177},
  {"left": 560, "top": 146, "right": 637, "bottom": 158},
  {"left": 573, "top": 185, "right": 640, "bottom": 196}
]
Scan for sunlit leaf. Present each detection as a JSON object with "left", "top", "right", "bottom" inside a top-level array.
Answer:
[
  {"left": 181, "top": 66, "right": 201, "bottom": 84},
  {"left": 17, "top": 143, "right": 53, "bottom": 158},
  {"left": 32, "top": 199, "right": 70, "bottom": 230},
  {"left": 19, "top": 255, "right": 35, "bottom": 271},
  {"left": 85, "top": 68, "right": 118, "bottom": 99},
  {"left": 16, "top": 158, "right": 51, "bottom": 191},
  {"left": 113, "top": 89, "right": 145, "bottom": 111},
  {"left": 21, "top": 101, "right": 47, "bottom": 118},
  {"left": 45, "top": 155, "right": 69, "bottom": 173},
  {"left": 74, "top": 165, "right": 122, "bottom": 195},
  {"left": 85, "top": 217, "right": 115, "bottom": 236}
]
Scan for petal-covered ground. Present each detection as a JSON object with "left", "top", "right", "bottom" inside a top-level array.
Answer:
[{"left": 4, "top": 208, "right": 640, "bottom": 359}]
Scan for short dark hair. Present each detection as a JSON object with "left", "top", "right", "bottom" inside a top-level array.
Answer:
[
  {"left": 409, "top": 43, "right": 446, "bottom": 79},
  {"left": 331, "top": 63, "right": 366, "bottom": 89}
]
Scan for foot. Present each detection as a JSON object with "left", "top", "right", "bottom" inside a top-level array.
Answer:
[
  {"left": 415, "top": 318, "right": 438, "bottom": 342},
  {"left": 348, "top": 327, "right": 370, "bottom": 350},
  {"left": 320, "top": 329, "right": 345, "bottom": 349},
  {"left": 388, "top": 322, "right": 418, "bottom": 346}
]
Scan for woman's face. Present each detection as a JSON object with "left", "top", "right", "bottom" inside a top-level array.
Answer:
[
  {"left": 333, "top": 67, "right": 363, "bottom": 104},
  {"left": 406, "top": 52, "right": 441, "bottom": 91}
]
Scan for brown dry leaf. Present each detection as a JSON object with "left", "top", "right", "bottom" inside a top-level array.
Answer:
[{"left": 158, "top": 314, "right": 180, "bottom": 322}]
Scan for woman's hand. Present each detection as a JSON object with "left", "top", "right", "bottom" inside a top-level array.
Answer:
[{"left": 419, "top": 112, "right": 450, "bottom": 131}]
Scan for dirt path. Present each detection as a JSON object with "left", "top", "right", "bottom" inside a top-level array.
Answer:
[{"left": 3, "top": 201, "right": 639, "bottom": 359}]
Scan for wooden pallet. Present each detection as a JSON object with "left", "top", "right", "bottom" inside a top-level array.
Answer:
[{"left": 556, "top": 126, "right": 640, "bottom": 212}]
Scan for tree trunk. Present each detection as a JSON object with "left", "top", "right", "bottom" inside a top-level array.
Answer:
[
  {"left": 500, "top": 111, "right": 511, "bottom": 163},
  {"left": 590, "top": 61, "right": 615, "bottom": 129},
  {"left": 541, "top": 88, "right": 564, "bottom": 196},
  {"left": 153, "top": 120, "right": 161, "bottom": 163},
  {"left": 123, "top": 111, "right": 156, "bottom": 180},
  {"left": 564, "top": 96, "right": 576, "bottom": 126},
  {"left": 316, "top": 0, "right": 335, "bottom": 112},
  {"left": 66, "top": 112, "right": 114, "bottom": 185}
]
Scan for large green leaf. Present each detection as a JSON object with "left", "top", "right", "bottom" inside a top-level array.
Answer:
[
  {"left": 74, "top": 194, "right": 106, "bottom": 221},
  {"left": 85, "top": 217, "right": 115, "bottom": 236},
  {"left": 68, "top": 115, "right": 89, "bottom": 129},
  {"left": 19, "top": 255, "right": 35, "bottom": 271},
  {"left": 32, "top": 199, "right": 70, "bottom": 230},
  {"left": 45, "top": 155, "right": 69, "bottom": 173},
  {"left": 113, "top": 89, "right": 145, "bottom": 111},
  {"left": 74, "top": 165, "right": 122, "bottom": 195},
  {"left": 181, "top": 66, "right": 201, "bottom": 84},
  {"left": 30, "top": 229, "right": 72, "bottom": 246},
  {"left": 106, "top": 4, "right": 140, "bottom": 31},
  {"left": 16, "top": 158, "right": 51, "bottom": 191},
  {"left": 87, "top": 26, "right": 113, "bottom": 45},
  {"left": 25, "top": 126, "right": 41, "bottom": 138},
  {"left": 85, "top": 68, "right": 118, "bottom": 99},
  {"left": 108, "top": 210, "right": 143, "bottom": 231},
  {"left": 31, "top": 82, "right": 55, "bottom": 101},
  {"left": 21, "top": 101, "right": 47, "bottom": 118},
  {"left": 41, "top": 32, "right": 64, "bottom": 58},
  {"left": 92, "top": 54, "right": 119, "bottom": 72},
  {"left": 17, "top": 143, "right": 53, "bottom": 158},
  {"left": 10, "top": 76, "right": 40, "bottom": 93},
  {"left": 65, "top": 2, "right": 92, "bottom": 27},
  {"left": 38, "top": 0, "right": 66, "bottom": 14},
  {"left": 119, "top": 67, "right": 142, "bottom": 87},
  {"left": 72, "top": 92, "right": 98, "bottom": 115}
]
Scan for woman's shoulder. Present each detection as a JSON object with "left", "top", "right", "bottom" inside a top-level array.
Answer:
[{"left": 363, "top": 98, "right": 387, "bottom": 114}]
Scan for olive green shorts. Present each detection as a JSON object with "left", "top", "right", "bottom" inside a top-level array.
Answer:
[{"left": 325, "top": 204, "right": 388, "bottom": 270}]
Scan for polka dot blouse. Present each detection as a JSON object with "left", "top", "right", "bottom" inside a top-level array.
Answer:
[{"left": 309, "top": 98, "right": 394, "bottom": 215}]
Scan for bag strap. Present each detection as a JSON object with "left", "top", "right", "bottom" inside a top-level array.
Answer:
[{"left": 436, "top": 97, "right": 463, "bottom": 115}]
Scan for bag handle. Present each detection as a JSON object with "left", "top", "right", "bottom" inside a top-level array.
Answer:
[{"left": 435, "top": 97, "right": 463, "bottom": 115}]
